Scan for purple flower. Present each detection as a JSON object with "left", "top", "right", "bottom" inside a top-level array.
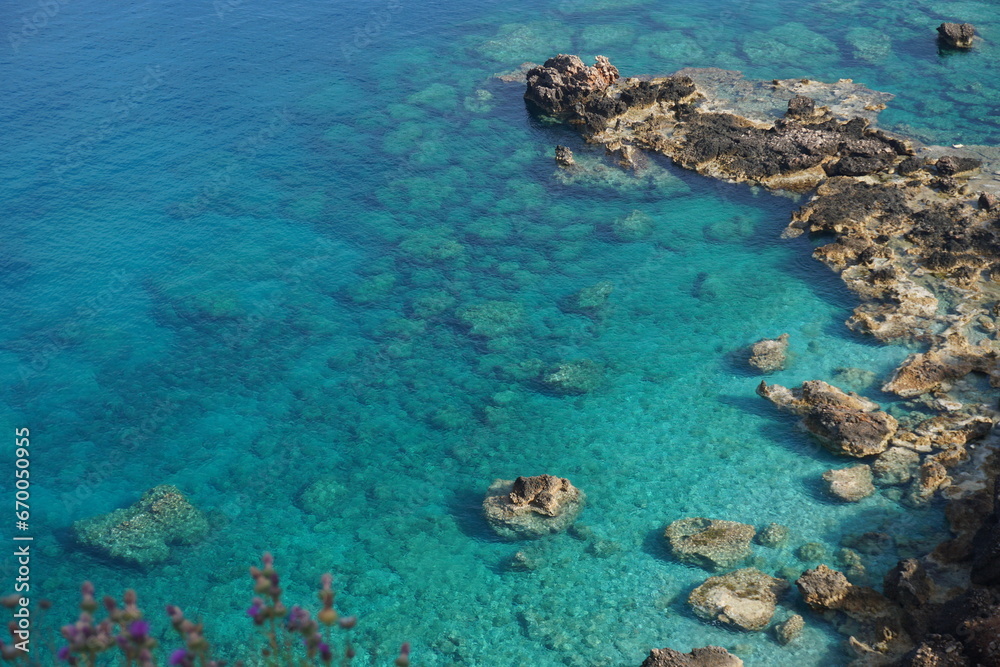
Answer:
[
  {"left": 128, "top": 620, "right": 150, "bottom": 640},
  {"left": 169, "top": 648, "right": 190, "bottom": 666},
  {"left": 57, "top": 646, "right": 71, "bottom": 661},
  {"left": 319, "top": 642, "right": 332, "bottom": 662},
  {"left": 246, "top": 603, "right": 261, "bottom": 618}
]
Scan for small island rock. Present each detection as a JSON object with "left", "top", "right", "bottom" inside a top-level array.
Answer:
[
  {"left": 937, "top": 23, "right": 975, "bottom": 49},
  {"left": 483, "top": 474, "right": 584, "bottom": 539}
]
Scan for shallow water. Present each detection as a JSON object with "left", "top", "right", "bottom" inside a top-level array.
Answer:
[{"left": 2, "top": 0, "right": 998, "bottom": 664}]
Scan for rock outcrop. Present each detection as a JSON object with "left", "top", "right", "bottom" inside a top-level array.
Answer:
[
  {"left": 483, "top": 475, "right": 584, "bottom": 539},
  {"left": 665, "top": 517, "right": 756, "bottom": 571},
  {"left": 796, "top": 564, "right": 911, "bottom": 662},
  {"left": 688, "top": 568, "right": 789, "bottom": 631},
  {"left": 937, "top": 23, "right": 975, "bottom": 49},
  {"left": 748, "top": 334, "right": 789, "bottom": 373},
  {"left": 74, "top": 485, "right": 210, "bottom": 567},
  {"left": 757, "top": 380, "right": 897, "bottom": 456},
  {"left": 640, "top": 646, "right": 743, "bottom": 667}
]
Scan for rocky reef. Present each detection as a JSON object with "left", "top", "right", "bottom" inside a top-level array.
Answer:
[
  {"left": 483, "top": 474, "right": 584, "bottom": 539},
  {"left": 73, "top": 485, "right": 209, "bottom": 567},
  {"left": 524, "top": 54, "right": 1000, "bottom": 666}
]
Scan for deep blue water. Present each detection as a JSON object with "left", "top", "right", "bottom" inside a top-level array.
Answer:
[{"left": 2, "top": 0, "right": 999, "bottom": 664}]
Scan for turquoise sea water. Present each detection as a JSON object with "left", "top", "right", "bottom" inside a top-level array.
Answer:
[{"left": 2, "top": 0, "right": 1000, "bottom": 664}]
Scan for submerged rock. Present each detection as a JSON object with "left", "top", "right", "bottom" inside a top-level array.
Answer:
[
  {"left": 757, "top": 380, "right": 897, "bottom": 456},
  {"left": 688, "top": 568, "right": 789, "bottom": 631},
  {"left": 640, "top": 646, "right": 744, "bottom": 667},
  {"left": 483, "top": 475, "right": 584, "bottom": 539},
  {"left": 937, "top": 23, "right": 975, "bottom": 49},
  {"left": 756, "top": 523, "right": 790, "bottom": 548},
  {"left": 538, "top": 359, "right": 604, "bottom": 395},
  {"left": 774, "top": 614, "right": 805, "bottom": 645},
  {"left": 561, "top": 281, "right": 614, "bottom": 315},
  {"left": 611, "top": 209, "right": 654, "bottom": 241},
  {"left": 665, "top": 517, "right": 756, "bottom": 571},
  {"left": 873, "top": 447, "right": 920, "bottom": 486},
  {"left": 822, "top": 465, "right": 875, "bottom": 502},
  {"left": 748, "top": 333, "right": 789, "bottom": 373},
  {"left": 74, "top": 485, "right": 209, "bottom": 567},
  {"left": 456, "top": 301, "right": 524, "bottom": 338}
]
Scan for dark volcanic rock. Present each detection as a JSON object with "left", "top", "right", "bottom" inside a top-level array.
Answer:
[
  {"left": 786, "top": 95, "right": 816, "bottom": 119},
  {"left": 970, "top": 476, "right": 1000, "bottom": 585},
  {"left": 884, "top": 558, "right": 934, "bottom": 610},
  {"left": 935, "top": 155, "right": 982, "bottom": 176},
  {"left": 899, "top": 634, "right": 968, "bottom": 667},
  {"left": 979, "top": 193, "right": 998, "bottom": 211},
  {"left": 554, "top": 145, "right": 575, "bottom": 167},
  {"left": 937, "top": 23, "right": 975, "bottom": 49},
  {"left": 898, "top": 156, "right": 928, "bottom": 175}
]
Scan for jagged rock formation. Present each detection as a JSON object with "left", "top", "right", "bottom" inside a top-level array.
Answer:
[
  {"left": 823, "top": 465, "right": 876, "bottom": 501},
  {"left": 483, "top": 475, "right": 584, "bottom": 538},
  {"left": 937, "top": 23, "right": 975, "bottom": 49}
]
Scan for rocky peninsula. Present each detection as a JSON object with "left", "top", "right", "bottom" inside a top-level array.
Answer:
[{"left": 523, "top": 54, "right": 1000, "bottom": 666}]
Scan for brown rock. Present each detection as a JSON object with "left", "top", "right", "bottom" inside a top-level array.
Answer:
[
  {"left": 797, "top": 564, "right": 852, "bottom": 611},
  {"left": 688, "top": 568, "right": 789, "bottom": 631},
  {"left": 482, "top": 475, "right": 584, "bottom": 539},
  {"left": 823, "top": 465, "right": 875, "bottom": 501},
  {"left": 979, "top": 193, "right": 998, "bottom": 211},
  {"left": 757, "top": 380, "right": 897, "bottom": 457},
  {"left": 786, "top": 95, "right": 817, "bottom": 119},
  {"left": 640, "top": 646, "right": 744, "bottom": 667},
  {"left": 748, "top": 334, "right": 790, "bottom": 373},
  {"left": 937, "top": 23, "right": 975, "bottom": 49},
  {"left": 665, "top": 518, "right": 756, "bottom": 571}
]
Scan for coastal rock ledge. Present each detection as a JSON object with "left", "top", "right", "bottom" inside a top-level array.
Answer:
[
  {"left": 483, "top": 474, "right": 584, "bottom": 539},
  {"left": 640, "top": 646, "right": 743, "bottom": 667}
]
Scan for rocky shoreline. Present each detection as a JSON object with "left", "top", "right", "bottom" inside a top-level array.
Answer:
[{"left": 521, "top": 55, "right": 1000, "bottom": 666}]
